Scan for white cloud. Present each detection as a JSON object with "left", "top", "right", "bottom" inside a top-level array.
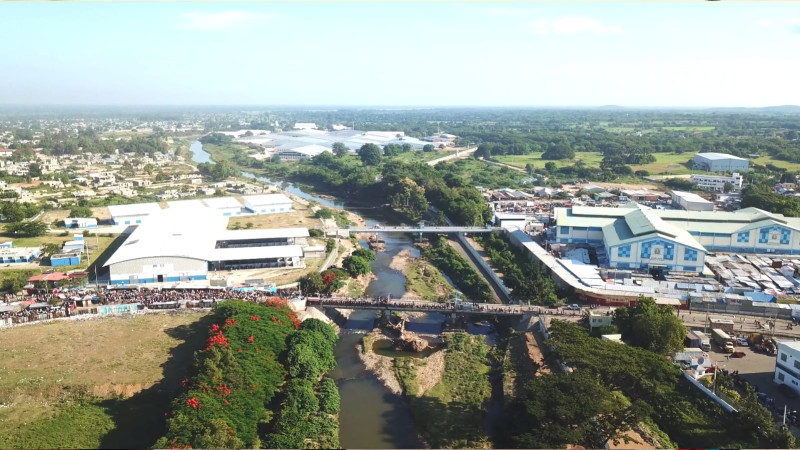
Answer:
[
  {"left": 178, "top": 11, "right": 272, "bottom": 31},
  {"left": 527, "top": 17, "right": 622, "bottom": 35}
]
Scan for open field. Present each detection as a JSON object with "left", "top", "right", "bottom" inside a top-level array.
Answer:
[
  {"left": 0, "top": 232, "right": 118, "bottom": 273},
  {"left": 629, "top": 152, "right": 694, "bottom": 174},
  {"left": 227, "top": 202, "right": 325, "bottom": 230},
  {"left": 750, "top": 156, "right": 800, "bottom": 172},
  {"left": 494, "top": 151, "right": 604, "bottom": 170},
  {"left": 393, "top": 150, "right": 455, "bottom": 163},
  {"left": 0, "top": 312, "right": 210, "bottom": 449}
]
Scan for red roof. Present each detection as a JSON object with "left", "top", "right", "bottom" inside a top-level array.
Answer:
[{"left": 28, "top": 273, "right": 71, "bottom": 282}]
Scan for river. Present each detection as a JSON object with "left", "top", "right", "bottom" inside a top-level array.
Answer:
[{"left": 190, "top": 140, "right": 429, "bottom": 447}]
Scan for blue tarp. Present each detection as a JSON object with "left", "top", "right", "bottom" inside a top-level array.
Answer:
[{"left": 744, "top": 292, "right": 776, "bottom": 303}]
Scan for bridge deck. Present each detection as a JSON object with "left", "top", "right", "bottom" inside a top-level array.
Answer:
[
  {"left": 305, "top": 297, "right": 530, "bottom": 316},
  {"left": 342, "top": 226, "right": 500, "bottom": 233}
]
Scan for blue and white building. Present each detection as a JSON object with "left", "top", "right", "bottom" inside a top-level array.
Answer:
[
  {"left": 0, "top": 244, "right": 40, "bottom": 264},
  {"left": 243, "top": 194, "right": 293, "bottom": 215},
  {"left": 775, "top": 341, "right": 800, "bottom": 395},
  {"left": 108, "top": 202, "right": 162, "bottom": 226},
  {"left": 202, "top": 197, "right": 245, "bottom": 217},
  {"left": 104, "top": 208, "right": 308, "bottom": 285},
  {"left": 65, "top": 217, "right": 98, "bottom": 229}
]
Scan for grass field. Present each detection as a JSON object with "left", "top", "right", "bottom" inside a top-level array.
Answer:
[
  {"left": 404, "top": 258, "right": 452, "bottom": 301},
  {"left": 750, "top": 156, "right": 800, "bottom": 172},
  {"left": 392, "top": 150, "right": 455, "bottom": 163},
  {"left": 0, "top": 312, "right": 210, "bottom": 448},
  {"left": 494, "top": 152, "right": 604, "bottom": 170},
  {"left": 628, "top": 152, "right": 695, "bottom": 174},
  {"left": 662, "top": 126, "right": 715, "bottom": 131}
]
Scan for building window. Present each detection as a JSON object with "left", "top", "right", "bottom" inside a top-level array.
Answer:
[
  {"left": 560, "top": 226, "right": 569, "bottom": 235},
  {"left": 782, "top": 353, "right": 788, "bottom": 362},
  {"left": 779, "top": 372, "right": 786, "bottom": 381},
  {"left": 794, "top": 360, "right": 800, "bottom": 370}
]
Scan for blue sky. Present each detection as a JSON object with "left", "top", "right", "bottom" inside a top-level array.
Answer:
[{"left": 1, "top": 1, "right": 799, "bottom": 107}]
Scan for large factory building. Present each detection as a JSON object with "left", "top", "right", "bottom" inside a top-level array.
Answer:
[{"left": 104, "top": 208, "right": 308, "bottom": 285}]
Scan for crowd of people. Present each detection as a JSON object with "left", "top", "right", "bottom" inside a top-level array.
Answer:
[
  {"left": 309, "top": 296, "right": 530, "bottom": 315},
  {"left": 0, "top": 287, "right": 301, "bottom": 329}
]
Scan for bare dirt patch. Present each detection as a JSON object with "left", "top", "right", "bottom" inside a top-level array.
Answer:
[
  {"left": 358, "top": 341, "right": 402, "bottom": 395},
  {"left": 416, "top": 350, "right": 446, "bottom": 396}
]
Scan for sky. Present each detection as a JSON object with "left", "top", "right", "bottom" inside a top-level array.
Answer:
[{"left": 1, "top": 1, "right": 799, "bottom": 107}]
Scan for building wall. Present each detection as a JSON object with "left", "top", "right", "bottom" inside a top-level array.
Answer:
[
  {"left": 109, "top": 256, "right": 208, "bottom": 284},
  {"left": 112, "top": 214, "right": 149, "bottom": 226},
  {"left": 775, "top": 346, "right": 800, "bottom": 394},
  {"left": 694, "top": 155, "right": 750, "bottom": 173},
  {"left": 556, "top": 226, "right": 604, "bottom": 244},
  {"left": 243, "top": 202, "right": 293, "bottom": 215},
  {"left": 606, "top": 237, "right": 706, "bottom": 273},
  {"left": 691, "top": 222, "right": 800, "bottom": 254}
]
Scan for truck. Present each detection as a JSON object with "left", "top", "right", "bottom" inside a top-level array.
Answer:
[
  {"left": 709, "top": 318, "right": 735, "bottom": 334},
  {"left": 673, "top": 347, "right": 709, "bottom": 365},
  {"left": 712, "top": 328, "right": 735, "bottom": 353},
  {"left": 688, "top": 330, "right": 712, "bottom": 352}
]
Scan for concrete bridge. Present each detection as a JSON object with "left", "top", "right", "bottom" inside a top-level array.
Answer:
[
  {"left": 304, "top": 296, "right": 531, "bottom": 316},
  {"left": 342, "top": 226, "right": 500, "bottom": 234}
]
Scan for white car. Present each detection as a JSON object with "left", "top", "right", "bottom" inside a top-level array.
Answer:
[{"left": 567, "top": 304, "right": 581, "bottom": 311}]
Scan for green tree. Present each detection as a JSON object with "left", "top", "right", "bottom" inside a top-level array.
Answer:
[
  {"left": 422, "top": 144, "right": 435, "bottom": 153},
  {"left": 613, "top": 296, "right": 686, "bottom": 354},
  {"left": 332, "top": 142, "right": 349, "bottom": 157},
  {"left": 351, "top": 248, "right": 376, "bottom": 261},
  {"left": 299, "top": 272, "right": 325, "bottom": 295},
  {"left": 723, "top": 181, "right": 735, "bottom": 193},
  {"left": 28, "top": 163, "right": 42, "bottom": 178},
  {"left": 6, "top": 220, "right": 48, "bottom": 237},
  {"left": 358, "top": 143, "right": 383, "bottom": 166},
  {"left": 544, "top": 161, "right": 557, "bottom": 173},
  {"left": 41, "top": 243, "right": 61, "bottom": 257},
  {"left": 342, "top": 255, "right": 371, "bottom": 277},
  {"left": 69, "top": 206, "right": 93, "bottom": 218}
]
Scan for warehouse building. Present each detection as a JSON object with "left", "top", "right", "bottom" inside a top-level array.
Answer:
[
  {"left": 693, "top": 152, "right": 750, "bottom": 173},
  {"left": 671, "top": 191, "right": 714, "bottom": 212},
  {"left": 243, "top": 194, "right": 293, "bottom": 214},
  {"left": 104, "top": 209, "right": 307, "bottom": 285},
  {"left": 691, "top": 172, "right": 743, "bottom": 192},
  {"left": 166, "top": 199, "right": 206, "bottom": 210},
  {"left": 555, "top": 205, "right": 800, "bottom": 274},
  {"left": 65, "top": 217, "right": 98, "bottom": 229},
  {"left": 108, "top": 202, "right": 162, "bottom": 226},
  {"left": 203, "top": 197, "right": 245, "bottom": 216},
  {"left": 277, "top": 144, "right": 331, "bottom": 161}
]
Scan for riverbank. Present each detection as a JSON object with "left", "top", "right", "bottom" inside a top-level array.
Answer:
[
  {"left": 389, "top": 249, "right": 452, "bottom": 301},
  {"left": 360, "top": 329, "right": 493, "bottom": 448}
]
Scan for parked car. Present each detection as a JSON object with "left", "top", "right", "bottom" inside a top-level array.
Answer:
[
  {"left": 567, "top": 304, "right": 581, "bottom": 311},
  {"left": 737, "top": 337, "right": 749, "bottom": 346}
]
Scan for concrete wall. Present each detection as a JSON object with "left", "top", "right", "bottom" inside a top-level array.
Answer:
[{"left": 457, "top": 232, "right": 513, "bottom": 303}]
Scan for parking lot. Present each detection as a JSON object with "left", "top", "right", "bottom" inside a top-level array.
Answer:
[{"left": 705, "top": 341, "right": 800, "bottom": 432}]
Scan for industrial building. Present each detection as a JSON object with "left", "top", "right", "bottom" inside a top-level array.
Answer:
[
  {"left": 243, "top": 194, "right": 293, "bottom": 214},
  {"left": 693, "top": 152, "right": 750, "bottom": 173},
  {"left": 108, "top": 202, "right": 162, "bottom": 226},
  {"left": 555, "top": 204, "right": 800, "bottom": 274},
  {"left": 671, "top": 191, "right": 714, "bottom": 212},
  {"left": 203, "top": 197, "right": 245, "bottom": 216},
  {"left": 691, "top": 172, "right": 743, "bottom": 192},
  {"left": 65, "top": 217, "right": 98, "bottom": 229},
  {"left": 276, "top": 144, "right": 331, "bottom": 161},
  {"left": 235, "top": 129, "right": 437, "bottom": 153},
  {"left": 104, "top": 208, "right": 308, "bottom": 285}
]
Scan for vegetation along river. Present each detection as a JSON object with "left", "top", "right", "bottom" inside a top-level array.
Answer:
[{"left": 192, "top": 140, "right": 439, "bottom": 447}]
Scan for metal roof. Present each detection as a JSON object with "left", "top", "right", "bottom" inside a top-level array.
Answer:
[
  {"left": 695, "top": 152, "right": 748, "bottom": 161},
  {"left": 202, "top": 197, "right": 243, "bottom": 209},
  {"left": 242, "top": 194, "right": 293, "bottom": 207},
  {"left": 107, "top": 202, "right": 162, "bottom": 218}
]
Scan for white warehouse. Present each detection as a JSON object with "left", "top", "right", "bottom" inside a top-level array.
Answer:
[
  {"left": 243, "top": 194, "right": 293, "bottom": 214},
  {"left": 104, "top": 208, "right": 308, "bottom": 285},
  {"left": 108, "top": 202, "right": 163, "bottom": 226}
]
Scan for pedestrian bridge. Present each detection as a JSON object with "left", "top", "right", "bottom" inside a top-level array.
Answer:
[
  {"left": 341, "top": 226, "right": 500, "bottom": 234},
  {"left": 304, "top": 296, "right": 530, "bottom": 316}
]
